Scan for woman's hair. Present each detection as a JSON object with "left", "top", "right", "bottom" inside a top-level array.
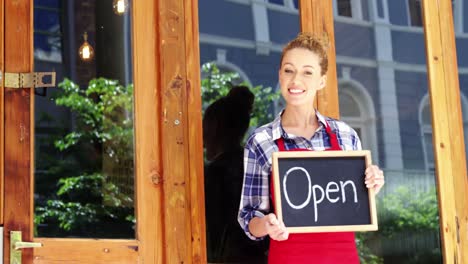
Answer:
[{"left": 280, "top": 32, "right": 330, "bottom": 76}]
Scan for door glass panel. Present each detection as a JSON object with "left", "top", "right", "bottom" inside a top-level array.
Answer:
[
  {"left": 199, "top": 0, "right": 298, "bottom": 262},
  {"left": 336, "top": 1, "right": 442, "bottom": 263},
  {"left": 34, "top": 0, "right": 135, "bottom": 238}
]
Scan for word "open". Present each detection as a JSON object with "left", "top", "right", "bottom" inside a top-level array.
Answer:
[{"left": 282, "top": 167, "right": 358, "bottom": 222}]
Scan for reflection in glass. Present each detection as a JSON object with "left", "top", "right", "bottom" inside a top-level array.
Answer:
[
  {"left": 78, "top": 32, "right": 94, "bottom": 61},
  {"left": 34, "top": 0, "right": 135, "bottom": 238},
  {"left": 199, "top": 0, "right": 298, "bottom": 262}
]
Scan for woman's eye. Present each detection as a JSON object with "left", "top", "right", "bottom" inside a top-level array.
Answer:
[
  {"left": 305, "top": 71, "right": 313, "bottom": 75},
  {"left": 284, "top": 69, "right": 293, "bottom": 73}
]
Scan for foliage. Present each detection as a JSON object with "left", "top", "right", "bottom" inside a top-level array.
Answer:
[
  {"left": 53, "top": 78, "right": 134, "bottom": 158},
  {"left": 356, "top": 233, "right": 383, "bottom": 264},
  {"left": 201, "top": 62, "right": 280, "bottom": 128},
  {"left": 357, "top": 186, "right": 441, "bottom": 264},
  {"left": 34, "top": 78, "right": 134, "bottom": 237},
  {"left": 35, "top": 173, "right": 133, "bottom": 234},
  {"left": 379, "top": 186, "right": 439, "bottom": 237}
]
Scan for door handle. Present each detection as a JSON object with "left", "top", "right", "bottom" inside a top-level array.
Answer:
[
  {"left": 15, "top": 241, "right": 43, "bottom": 250},
  {"left": 10, "top": 231, "right": 43, "bottom": 264}
]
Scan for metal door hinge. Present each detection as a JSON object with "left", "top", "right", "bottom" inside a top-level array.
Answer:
[{"left": 4, "top": 72, "right": 56, "bottom": 88}]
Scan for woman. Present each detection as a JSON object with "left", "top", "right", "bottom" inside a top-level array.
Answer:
[{"left": 237, "top": 32, "right": 385, "bottom": 263}]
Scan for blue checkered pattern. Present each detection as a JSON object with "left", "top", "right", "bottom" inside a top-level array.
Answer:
[{"left": 237, "top": 110, "right": 362, "bottom": 240}]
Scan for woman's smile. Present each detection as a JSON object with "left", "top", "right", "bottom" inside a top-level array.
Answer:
[{"left": 288, "top": 87, "right": 305, "bottom": 95}]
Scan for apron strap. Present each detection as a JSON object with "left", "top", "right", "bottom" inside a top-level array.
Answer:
[
  {"left": 276, "top": 137, "right": 286, "bottom": 151},
  {"left": 325, "top": 122, "right": 341, "bottom": 150},
  {"left": 275, "top": 121, "right": 340, "bottom": 150}
]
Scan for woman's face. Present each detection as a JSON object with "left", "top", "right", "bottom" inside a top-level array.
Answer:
[{"left": 278, "top": 48, "right": 326, "bottom": 107}]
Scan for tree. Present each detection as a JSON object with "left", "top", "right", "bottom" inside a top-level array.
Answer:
[{"left": 35, "top": 78, "right": 135, "bottom": 238}]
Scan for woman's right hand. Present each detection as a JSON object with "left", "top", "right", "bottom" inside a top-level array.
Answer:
[{"left": 263, "top": 213, "right": 289, "bottom": 241}]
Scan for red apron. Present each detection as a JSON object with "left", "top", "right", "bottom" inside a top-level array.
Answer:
[{"left": 268, "top": 122, "right": 359, "bottom": 264}]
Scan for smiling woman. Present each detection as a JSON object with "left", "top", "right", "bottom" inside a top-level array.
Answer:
[{"left": 238, "top": 32, "right": 385, "bottom": 264}]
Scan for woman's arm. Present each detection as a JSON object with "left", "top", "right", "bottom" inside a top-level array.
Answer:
[{"left": 238, "top": 136, "right": 276, "bottom": 240}]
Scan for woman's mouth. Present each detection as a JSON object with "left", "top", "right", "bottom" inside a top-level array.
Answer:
[{"left": 288, "top": 88, "right": 305, "bottom": 94}]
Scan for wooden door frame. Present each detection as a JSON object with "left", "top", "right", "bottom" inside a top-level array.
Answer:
[
  {"left": 2, "top": 0, "right": 162, "bottom": 263},
  {"left": 421, "top": 0, "right": 468, "bottom": 263},
  {"left": 0, "top": 0, "right": 4, "bottom": 226},
  {"left": 2, "top": 0, "right": 206, "bottom": 263},
  {"left": 3, "top": 1, "right": 34, "bottom": 263}
]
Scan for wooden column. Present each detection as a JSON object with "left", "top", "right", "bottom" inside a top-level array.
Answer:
[
  {"left": 0, "top": 0, "right": 5, "bottom": 225},
  {"left": 299, "top": 0, "right": 339, "bottom": 119},
  {"left": 421, "top": 0, "right": 468, "bottom": 263},
  {"left": 3, "top": 0, "right": 33, "bottom": 263},
  {"left": 133, "top": 0, "right": 163, "bottom": 263},
  {"left": 156, "top": 0, "right": 205, "bottom": 263},
  {"left": 185, "top": 0, "right": 207, "bottom": 262}
]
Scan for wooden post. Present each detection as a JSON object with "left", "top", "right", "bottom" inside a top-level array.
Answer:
[
  {"left": 0, "top": 0, "right": 4, "bottom": 225},
  {"left": 156, "top": 0, "right": 205, "bottom": 262},
  {"left": 299, "top": 0, "right": 339, "bottom": 119},
  {"left": 184, "top": 0, "right": 207, "bottom": 262},
  {"left": 3, "top": 0, "right": 33, "bottom": 263},
  {"left": 133, "top": 0, "right": 164, "bottom": 263},
  {"left": 421, "top": 0, "right": 468, "bottom": 263}
]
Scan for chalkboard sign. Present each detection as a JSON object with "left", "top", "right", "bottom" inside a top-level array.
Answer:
[{"left": 272, "top": 150, "right": 378, "bottom": 233}]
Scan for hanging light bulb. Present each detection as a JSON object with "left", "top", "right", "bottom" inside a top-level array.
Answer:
[
  {"left": 79, "top": 32, "right": 94, "bottom": 62},
  {"left": 113, "top": 0, "right": 129, "bottom": 15}
]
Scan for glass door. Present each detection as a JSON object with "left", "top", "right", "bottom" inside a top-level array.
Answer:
[
  {"left": 33, "top": 0, "right": 135, "bottom": 239},
  {"left": 2, "top": 0, "right": 160, "bottom": 263}
]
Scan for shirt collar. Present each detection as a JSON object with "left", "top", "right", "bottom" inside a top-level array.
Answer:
[{"left": 271, "top": 109, "right": 328, "bottom": 141}]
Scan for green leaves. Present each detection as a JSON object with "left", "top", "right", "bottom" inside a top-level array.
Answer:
[
  {"left": 201, "top": 62, "right": 280, "bottom": 129},
  {"left": 379, "top": 187, "right": 439, "bottom": 237},
  {"left": 34, "top": 78, "right": 134, "bottom": 237},
  {"left": 53, "top": 78, "right": 133, "bottom": 150},
  {"left": 356, "top": 186, "right": 441, "bottom": 263}
]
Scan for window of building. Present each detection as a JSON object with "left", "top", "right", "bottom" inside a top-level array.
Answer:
[
  {"left": 334, "top": 0, "right": 363, "bottom": 19},
  {"left": 283, "top": 0, "right": 298, "bottom": 9},
  {"left": 420, "top": 93, "right": 468, "bottom": 171},
  {"left": 34, "top": 2, "right": 63, "bottom": 62},
  {"left": 293, "top": 0, "right": 299, "bottom": 9},
  {"left": 337, "top": 0, "right": 353, "bottom": 17},
  {"left": 268, "top": 0, "right": 284, "bottom": 6},
  {"left": 420, "top": 101, "right": 434, "bottom": 171},
  {"left": 453, "top": 0, "right": 463, "bottom": 33},
  {"left": 338, "top": 81, "right": 379, "bottom": 163},
  {"left": 408, "top": 0, "right": 422, "bottom": 26}
]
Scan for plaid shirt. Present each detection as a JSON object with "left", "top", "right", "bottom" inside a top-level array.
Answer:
[{"left": 238, "top": 110, "right": 362, "bottom": 240}]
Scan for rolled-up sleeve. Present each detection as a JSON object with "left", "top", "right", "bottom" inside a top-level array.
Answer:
[{"left": 238, "top": 135, "right": 271, "bottom": 240}]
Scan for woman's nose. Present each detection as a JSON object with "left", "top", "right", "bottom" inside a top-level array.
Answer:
[{"left": 291, "top": 74, "right": 300, "bottom": 84}]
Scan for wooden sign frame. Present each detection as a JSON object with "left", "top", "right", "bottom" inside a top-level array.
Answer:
[{"left": 272, "top": 150, "right": 378, "bottom": 233}]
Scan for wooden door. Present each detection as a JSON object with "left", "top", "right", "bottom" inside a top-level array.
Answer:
[{"left": 1, "top": 0, "right": 166, "bottom": 263}]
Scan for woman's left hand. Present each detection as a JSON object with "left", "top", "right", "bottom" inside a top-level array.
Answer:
[{"left": 365, "top": 165, "right": 385, "bottom": 194}]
